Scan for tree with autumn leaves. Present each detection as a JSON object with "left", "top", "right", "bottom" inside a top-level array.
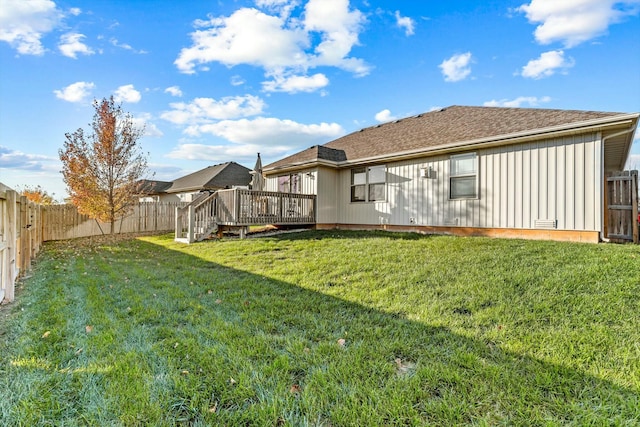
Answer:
[
  {"left": 59, "top": 96, "right": 149, "bottom": 234},
  {"left": 19, "top": 185, "right": 57, "bottom": 205}
]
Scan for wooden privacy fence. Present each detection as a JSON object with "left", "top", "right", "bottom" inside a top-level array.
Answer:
[
  {"left": 605, "top": 170, "right": 639, "bottom": 243},
  {"left": 1, "top": 184, "right": 184, "bottom": 303},
  {"left": 42, "top": 202, "right": 185, "bottom": 241},
  {"left": 0, "top": 183, "right": 43, "bottom": 303}
]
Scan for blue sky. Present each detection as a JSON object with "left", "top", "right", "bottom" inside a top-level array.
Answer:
[{"left": 1, "top": 0, "right": 639, "bottom": 200}]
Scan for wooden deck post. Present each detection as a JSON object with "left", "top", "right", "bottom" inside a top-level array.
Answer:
[{"left": 187, "top": 205, "right": 195, "bottom": 243}]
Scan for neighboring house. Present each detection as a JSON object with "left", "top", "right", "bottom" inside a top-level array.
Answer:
[
  {"left": 137, "top": 180, "right": 174, "bottom": 202},
  {"left": 139, "top": 162, "right": 252, "bottom": 202},
  {"left": 263, "top": 105, "right": 639, "bottom": 243}
]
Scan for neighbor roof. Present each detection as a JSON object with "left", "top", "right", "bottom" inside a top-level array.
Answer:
[
  {"left": 265, "top": 105, "right": 637, "bottom": 172},
  {"left": 136, "top": 179, "right": 173, "bottom": 195},
  {"left": 166, "top": 162, "right": 251, "bottom": 193}
]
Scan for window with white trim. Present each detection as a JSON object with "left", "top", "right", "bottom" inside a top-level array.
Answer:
[
  {"left": 351, "top": 165, "right": 386, "bottom": 202},
  {"left": 449, "top": 153, "right": 478, "bottom": 199}
]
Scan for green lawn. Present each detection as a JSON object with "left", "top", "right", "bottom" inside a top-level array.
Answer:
[{"left": 1, "top": 230, "right": 639, "bottom": 426}]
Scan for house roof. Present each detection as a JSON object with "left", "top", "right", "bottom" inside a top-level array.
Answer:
[
  {"left": 136, "top": 179, "right": 173, "bottom": 195},
  {"left": 265, "top": 105, "right": 638, "bottom": 172},
  {"left": 166, "top": 162, "right": 252, "bottom": 193}
]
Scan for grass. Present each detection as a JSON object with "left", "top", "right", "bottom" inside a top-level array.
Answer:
[{"left": 1, "top": 230, "right": 639, "bottom": 426}]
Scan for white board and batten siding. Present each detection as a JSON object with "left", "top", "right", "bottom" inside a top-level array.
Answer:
[{"left": 335, "top": 133, "right": 603, "bottom": 232}]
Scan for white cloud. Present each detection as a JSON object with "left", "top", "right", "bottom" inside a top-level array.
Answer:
[
  {"left": 165, "top": 86, "right": 183, "bottom": 97},
  {"left": 183, "top": 117, "right": 344, "bottom": 144},
  {"left": 0, "top": 146, "right": 53, "bottom": 171},
  {"left": 518, "top": 0, "right": 640, "bottom": 47},
  {"left": 110, "top": 38, "right": 147, "bottom": 54},
  {"left": 161, "top": 95, "right": 266, "bottom": 125},
  {"left": 166, "top": 116, "right": 344, "bottom": 163},
  {"left": 53, "top": 81, "right": 95, "bottom": 103},
  {"left": 375, "top": 109, "right": 397, "bottom": 122},
  {"left": 483, "top": 96, "right": 552, "bottom": 107},
  {"left": 231, "top": 75, "right": 246, "bottom": 86},
  {"left": 0, "top": 146, "right": 65, "bottom": 198},
  {"left": 114, "top": 84, "right": 142, "bottom": 103},
  {"left": 256, "top": 0, "right": 298, "bottom": 18},
  {"left": 439, "top": 52, "right": 473, "bottom": 82},
  {"left": 303, "top": 0, "right": 369, "bottom": 75},
  {"left": 395, "top": 11, "right": 415, "bottom": 36},
  {"left": 520, "top": 50, "right": 574, "bottom": 79},
  {"left": 262, "top": 72, "right": 329, "bottom": 93},
  {"left": 166, "top": 142, "right": 292, "bottom": 163},
  {"left": 58, "top": 32, "right": 94, "bottom": 58},
  {"left": 0, "top": 0, "right": 61, "bottom": 55},
  {"left": 131, "top": 113, "right": 164, "bottom": 138},
  {"left": 256, "top": 0, "right": 294, "bottom": 8},
  {"left": 175, "top": 8, "right": 308, "bottom": 73},
  {"left": 174, "top": 1, "right": 370, "bottom": 90}
]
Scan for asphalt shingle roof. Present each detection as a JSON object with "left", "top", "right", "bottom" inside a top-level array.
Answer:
[
  {"left": 166, "top": 162, "right": 251, "bottom": 193},
  {"left": 136, "top": 179, "right": 173, "bottom": 195},
  {"left": 265, "top": 105, "right": 624, "bottom": 171}
]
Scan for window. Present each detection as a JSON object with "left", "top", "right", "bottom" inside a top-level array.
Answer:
[
  {"left": 278, "top": 173, "right": 300, "bottom": 193},
  {"left": 449, "top": 153, "right": 477, "bottom": 199},
  {"left": 351, "top": 165, "right": 386, "bottom": 202}
]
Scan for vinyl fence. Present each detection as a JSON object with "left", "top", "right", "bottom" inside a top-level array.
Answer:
[
  {"left": 42, "top": 202, "right": 185, "bottom": 241},
  {"left": 0, "top": 183, "right": 43, "bottom": 303}
]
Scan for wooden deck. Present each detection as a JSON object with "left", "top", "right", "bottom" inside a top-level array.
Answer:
[{"left": 175, "top": 188, "right": 316, "bottom": 243}]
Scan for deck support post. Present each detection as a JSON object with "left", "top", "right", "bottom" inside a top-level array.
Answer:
[{"left": 187, "top": 205, "right": 195, "bottom": 243}]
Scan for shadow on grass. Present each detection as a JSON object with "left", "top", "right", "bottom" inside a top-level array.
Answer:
[{"left": 2, "top": 235, "right": 638, "bottom": 426}]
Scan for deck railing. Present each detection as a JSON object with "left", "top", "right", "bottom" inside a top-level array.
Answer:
[
  {"left": 175, "top": 189, "right": 316, "bottom": 243},
  {"left": 216, "top": 189, "right": 316, "bottom": 225}
]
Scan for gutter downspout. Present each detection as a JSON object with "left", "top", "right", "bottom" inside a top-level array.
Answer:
[{"left": 600, "top": 127, "right": 636, "bottom": 242}]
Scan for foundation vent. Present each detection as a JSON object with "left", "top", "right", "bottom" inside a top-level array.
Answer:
[
  {"left": 534, "top": 219, "right": 557, "bottom": 229},
  {"left": 443, "top": 218, "right": 459, "bottom": 226}
]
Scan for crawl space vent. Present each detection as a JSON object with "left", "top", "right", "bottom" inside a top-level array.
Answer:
[{"left": 534, "top": 219, "right": 557, "bottom": 229}]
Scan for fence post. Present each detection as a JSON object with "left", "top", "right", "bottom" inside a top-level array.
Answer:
[
  {"left": 175, "top": 206, "right": 181, "bottom": 240},
  {"left": 632, "top": 170, "right": 638, "bottom": 244},
  {"left": 4, "top": 189, "right": 17, "bottom": 302},
  {"left": 19, "top": 196, "right": 28, "bottom": 272}
]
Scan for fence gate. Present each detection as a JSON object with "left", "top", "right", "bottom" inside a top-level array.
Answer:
[{"left": 605, "top": 170, "right": 638, "bottom": 243}]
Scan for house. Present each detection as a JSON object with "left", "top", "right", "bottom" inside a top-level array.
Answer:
[
  {"left": 139, "top": 162, "right": 252, "bottom": 202},
  {"left": 263, "top": 105, "right": 639, "bottom": 243},
  {"left": 136, "top": 180, "right": 174, "bottom": 202}
]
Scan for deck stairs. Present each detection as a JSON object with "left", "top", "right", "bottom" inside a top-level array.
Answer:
[
  {"left": 174, "top": 191, "right": 219, "bottom": 243},
  {"left": 174, "top": 188, "right": 317, "bottom": 243}
]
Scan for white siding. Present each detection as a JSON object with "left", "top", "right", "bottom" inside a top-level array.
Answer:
[
  {"left": 335, "top": 133, "right": 603, "bottom": 232},
  {"left": 316, "top": 167, "right": 338, "bottom": 224}
]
